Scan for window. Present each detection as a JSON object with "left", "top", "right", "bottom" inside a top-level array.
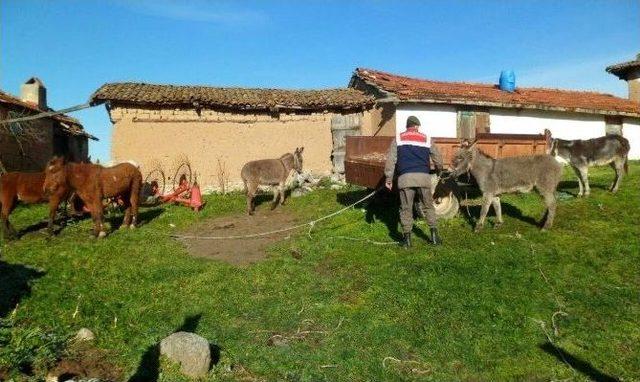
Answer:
[
  {"left": 605, "top": 115, "right": 623, "bottom": 136},
  {"left": 457, "top": 108, "right": 490, "bottom": 139}
]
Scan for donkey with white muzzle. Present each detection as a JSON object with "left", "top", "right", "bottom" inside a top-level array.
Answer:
[
  {"left": 241, "top": 147, "right": 304, "bottom": 215},
  {"left": 548, "top": 134, "right": 630, "bottom": 197},
  {"left": 451, "top": 140, "right": 563, "bottom": 231}
]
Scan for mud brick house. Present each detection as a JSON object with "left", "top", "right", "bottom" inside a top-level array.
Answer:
[
  {"left": 350, "top": 65, "right": 640, "bottom": 159},
  {"left": 0, "top": 77, "right": 96, "bottom": 173},
  {"left": 91, "top": 83, "right": 374, "bottom": 190}
]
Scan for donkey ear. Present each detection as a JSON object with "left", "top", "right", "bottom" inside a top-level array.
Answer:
[
  {"left": 460, "top": 139, "right": 470, "bottom": 148},
  {"left": 469, "top": 139, "right": 478, "bottom": 148},
  {"left": 298, "top": 147, "right": 304, "bottom": 153}
]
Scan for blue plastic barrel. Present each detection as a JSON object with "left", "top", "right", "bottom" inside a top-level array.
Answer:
[{"left": 499, "top": 70, "right": 516, "bottom": 92}]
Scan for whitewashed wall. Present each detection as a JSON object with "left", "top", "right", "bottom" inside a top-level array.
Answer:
[
  {"left": 395, "top": 104, "right": 457, "bottom": 141},
  {"left": 395, "top": 104, "right": 640, "bottom": 159},
  {"left": 490, "top": 109, "right": 604, "bottom": 139},
  {"left": 623, "top": 118, "right": 640, "bottom": 159}
]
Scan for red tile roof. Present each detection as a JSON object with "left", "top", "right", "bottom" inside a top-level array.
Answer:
[
  {"left": 91, "top": 82, "right": 374, "bottom": 112},
  {"left": 0, "top": 89, "right": 96, "bottom": 140},
  {"left": 352, "top": 68, "right": 640, "bottom": 117}
]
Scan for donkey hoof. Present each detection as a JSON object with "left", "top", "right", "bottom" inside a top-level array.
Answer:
[
  {"left": 493, "top": 222, "right": 503, "bottom": 229},
  {"left": 129, "top": 224, "right": 136, "bottom": 230},
  {"left": 97, "top": 231, "right": 107, "bottom": 238},
  {"left": 473, "top": 226, "right": 483, "bottom": 233}
]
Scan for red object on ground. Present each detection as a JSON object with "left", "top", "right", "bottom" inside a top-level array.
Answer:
[
  {"left": 161, "top": 183, "right": 189, "bottom": 203},
  {"left": 189, "top": 183, "right": 203, "bottom": 211},
  {"left": 173, "top": 183, "right": 203, "bottom": 211}
]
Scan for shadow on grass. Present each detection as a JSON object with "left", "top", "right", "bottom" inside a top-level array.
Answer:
[
  {"left": 557, "top": 180, "right": 610, "bottom": 197},
  {"left": 250, "top": 191, "right": 293, "bottom": 211},
  {"left": 10, "top": 210, "right": 91, "bottom": 239},
  {"left": 128, "top": 313, "right": 220, "bottom": 382},
  {"left": 336, "top": 189, "right": 402, "bottom": 241},
  {"left": 0, "top": 260, "right": 44, "bottom": 318},
  {"left": 459, "top": 202, "right": 541, "bottom": 229},
  {"left": 338, "top": 185, "right": 544, "bottom": 236},
  {"left": 539, "top": 342, "right": 619, "bottom": 382},
  {"left": 106, "top": 207, "right": 165, "bottom": 230}
]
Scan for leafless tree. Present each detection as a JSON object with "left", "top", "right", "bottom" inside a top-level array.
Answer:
[
  {"left": 0, "top": 108, "right": 47, "bottom": 173},
  {"left": 217, "top": 157, "right": 229, "bottom": 194}
]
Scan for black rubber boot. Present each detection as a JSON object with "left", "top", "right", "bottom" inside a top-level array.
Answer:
[
  {"left": 401, "top": 233, "right": 412, "bottom": 249},
  {"left": 429, "top": 227, "right": 442, "bottom": 245}
]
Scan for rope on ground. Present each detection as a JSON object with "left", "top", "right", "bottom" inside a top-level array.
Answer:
[
  {"left": 0, "top": 102, "right": 96, "bottom": 124},
  {"left": 327, "top": 235, "right": 398, "bottom": 246},
  {"left": 171, "top": 189, "right": 380, "bottom": 240}
]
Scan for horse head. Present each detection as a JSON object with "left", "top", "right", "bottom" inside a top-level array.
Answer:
[{"left": 43, "top": 156, "right": 67, "bottom": 197}]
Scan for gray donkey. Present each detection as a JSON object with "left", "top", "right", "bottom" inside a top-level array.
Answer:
[
  {"left": 548, "top": 134, "right": 629, "bottom": 197},
  {"left": 241, "top": 147, "right": 304, "bottom": 215},
  {"left": 451, "top": 141, "right": 563, "bottom": 231}
]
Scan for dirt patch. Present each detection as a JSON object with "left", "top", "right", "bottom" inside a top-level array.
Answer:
[
  {"left": 178, "top": 208, "right": 300, "bottom": 266},
  {"left": 48, "top": 342, "right": 123, "bottom": 382}
]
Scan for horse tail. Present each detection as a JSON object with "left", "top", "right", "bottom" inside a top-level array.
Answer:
[{"left": 132, "top": 169, "right": 143, "bottom": 197}]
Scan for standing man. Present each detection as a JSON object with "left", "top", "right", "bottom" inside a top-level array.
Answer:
[{"left": 384, "top": 116, "right": 443, "bottom": 248}]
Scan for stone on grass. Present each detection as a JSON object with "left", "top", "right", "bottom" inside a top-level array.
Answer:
[
  {"left": 329, "top": 173, "right": 345, "bottom": 184},
  {"left": 291, "top": 188, "right": 310, "bottom": 198},
  {"left": 74, "top": 328, "right": 95, "bottom": 342},
  {"left": 160, "top": 332, "right": 211, "bottom": 378}
]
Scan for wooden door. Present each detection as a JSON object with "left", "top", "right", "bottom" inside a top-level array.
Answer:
[
  {"left": 456, "top": 109, "right": 490, "bottom": 139},
  {"left": 331, "top": 114, "right": 362, "bottom": 173}
]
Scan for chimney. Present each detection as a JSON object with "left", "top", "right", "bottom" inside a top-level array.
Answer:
[
  {"left": 20, "top": 77, "right": 47, "bottom": 110},
  {"left": 606, "top": 54, "right": 640, "bottom": 103}
]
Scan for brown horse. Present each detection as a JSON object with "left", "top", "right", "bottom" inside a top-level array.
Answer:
[
  {"left": 241, "top": 147, "right": 304, "bottom": 215},
  {"left": 43, "top": 157, "right": 143, "bottom": 238},
  {"left": 0, "top": 171, "right": 75, "bottom": 239}
]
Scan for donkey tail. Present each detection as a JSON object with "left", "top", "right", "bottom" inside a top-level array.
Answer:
[{"left": 624, "top": 156, "right": 629, "bottom": 174}]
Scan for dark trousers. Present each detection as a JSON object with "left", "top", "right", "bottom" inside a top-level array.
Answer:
[{"left": 399, "top": 187, "right": 437, "bottom": 233}]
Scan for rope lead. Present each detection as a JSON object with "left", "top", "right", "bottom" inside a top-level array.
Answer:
[{"left": 171, "top": 188, "right": 380, "bottom": 240}]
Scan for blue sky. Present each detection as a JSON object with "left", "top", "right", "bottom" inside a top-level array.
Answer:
[{"left": 2, "top": 0, "right": 638, "bottom": 162}]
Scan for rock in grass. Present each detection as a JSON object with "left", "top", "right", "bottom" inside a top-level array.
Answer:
[
  {"left": 160, "top": 332, "right": 211, "bottom": 378},
  {"left": 74, "top": 328, "right": 95, "bottom": 342},
  {"left": 291, "top": 188, "right": 309, "bottom": 198}
]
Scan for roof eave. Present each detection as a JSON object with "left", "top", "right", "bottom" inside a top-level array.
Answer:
[
  {"left": 606, "top": 61, "right": 640, "bottom": 79},
  {"left": 350, "top": 71, "right": 401, "bottom": 103},
  {"left": 102, "top": 99, "right": 374, "bottom": 113},
  {"left": 390, "top": 97, "right": 640, "bottom": 118}
]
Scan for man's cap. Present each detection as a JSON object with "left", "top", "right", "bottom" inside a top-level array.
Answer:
[{"left": 406, "top": 116, "right": 421, "bottom": 127}]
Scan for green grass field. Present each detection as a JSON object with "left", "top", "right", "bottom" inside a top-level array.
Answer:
[{"left": 1, "top": 163, "right": 639, "bottom": 381}]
